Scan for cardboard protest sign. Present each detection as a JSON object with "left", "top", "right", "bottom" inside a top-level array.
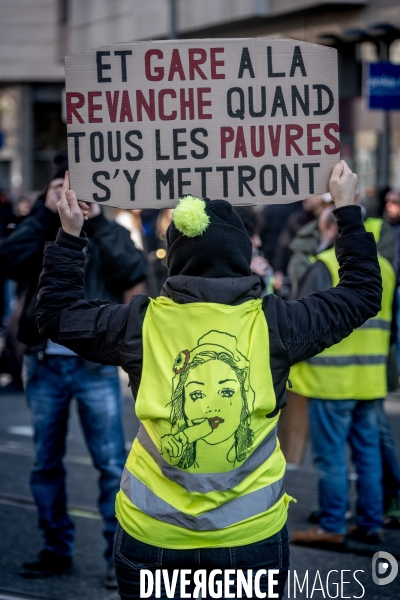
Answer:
[{"left": 65, "top": 38, "right": 339, "bottom": 209}]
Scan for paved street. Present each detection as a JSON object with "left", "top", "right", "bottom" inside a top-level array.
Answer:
[{"left": 0, "top": 373, "right": 399, "bottom": 600}]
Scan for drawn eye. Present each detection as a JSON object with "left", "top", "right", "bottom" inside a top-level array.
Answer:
[
  {"left": 189, "top": 390, "right": 205, "bottom": 402},
  {"left": 219, "top": 388, "right": 235, "bottom": 398}
]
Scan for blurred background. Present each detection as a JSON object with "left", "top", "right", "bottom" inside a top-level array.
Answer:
[
  {"left": 0, "top": 2, "right": 400, "bottom": 600},
  {"left": 0, "top": 0, "right": 400, "bottom": 203}
]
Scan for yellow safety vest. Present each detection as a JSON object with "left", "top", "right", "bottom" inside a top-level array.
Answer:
[
  {"left": 116, "top": 297, "right": 291, "bottom": 549},
  {"left": 289, "top": 248, "right": 395, "bottom": 400},
  {"left": 364, "top": 217, "right": 383, "bottom": 243}
]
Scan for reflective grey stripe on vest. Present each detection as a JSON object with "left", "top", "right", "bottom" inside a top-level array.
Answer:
[
  {"left": 120, "top": 467, "right": 285, "bottom": 531},
  {"left": 307, "top": 355, "right": 387, "bottom": 366},
  {"left": 359, "top": 319, "right": 391, "bottom": 331},
  {"left": 137, "top": 424, "right": 278, "bottom": 493}
]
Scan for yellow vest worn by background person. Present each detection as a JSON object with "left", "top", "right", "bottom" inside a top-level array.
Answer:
[
  {"left": 116, "top": 297, "right": 291, "bottom": 549},
  {"left": 364, "top": 217, "right": 383, "bottom": 243},
  {"left": 289, "top": 247, "right": 395, "bottom": 400}
]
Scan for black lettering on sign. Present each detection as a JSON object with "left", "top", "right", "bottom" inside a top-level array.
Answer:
[
  {"left": 216, "top": 166, "right": 234, "bottom": 198},
  {"left": 195, "top": 167, "right": 212, "bottom": 198},
  {"left": 291, "top": 85, "right": 309, "bottom": 116},
  {"left": 173, "top": 128, "right": 187, "bottom": 160},
  {"left": 125, "top": 131, "right": 143, "bottom": 161},
  {"left": 178, "top": 168, "right": 191, "bottom": 196},
  {"left": 155, "top": 129, "right": 170, "bottom": 160},
  {"left": 313, "top": 85, "right": 334, "bottom": 115},
  {"left": 249, "top": 87, "right": 266, "bottom": 118},
  {"left": 114, "top": 50, "right": 132, "bottom": 82},
  {"left": 271, "top": 87, "right": 288, "bottom": 117},
  {"left": 238, "top": 48, "right": 255, "bottom": 79},
  {"left": 260, "top": 165, "right": 277, "bottom": 196},
  {"left": 68, "top": 132, "right": 85, "bottom": 163},
  {"left": 90, "top": 132, "right": 104, "bottom": 162},
  {"left": 92, "top": 171, "right": 111, "bottom": 201},
  {"left": 281, "top": 164, "right": 299, "bottom": 195},
  {"left": 156, "top": 169, "right": 174, "bottom": 200},
  {"left": 302, "top": 163, "right": 320, "bottom": 195},
  {"left": 267, "top": 47, "right": 285, "bottom": 78},
  {"left": 96, "top": 51, "right": 112, "bottom": 83},
  {"left": 227, "top": 88, "right": 245, "bottom": 120},
  {"left": 290, "top": 46, "right": 307, "bottom": 77},
  {"left": 123, "top": 170, "right": 140, "bottom": 201},
  {"left": 108, "top": 131, "right": 122, "bottom": 162},
  {"left": 190, "top": 128, "right": 208, "bottom": 159},
  {"left": 238, "top": 166, "right": 256, "bottom": 197}
]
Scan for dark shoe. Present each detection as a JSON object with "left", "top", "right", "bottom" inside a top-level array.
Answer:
[
  {"left": 20, "top": 549, "right": 72, "bottom": 578},
  {"left": 348, "top": 526, "right": 383, "bottom": 544},
  {"left": 384, "top": 497, "right": 400, "bottom": 529},
  {"left": 291, "top": 526, "right": 345, "bottom": 546},
  {"left": 104, "top": 563, "right": 118, "bottom": 590},
  {"left": 307, "top": 506, "right": 352, "bottom": 524},
  {"left": 307, "top": 507, "right": 321, "bottom": 524}
]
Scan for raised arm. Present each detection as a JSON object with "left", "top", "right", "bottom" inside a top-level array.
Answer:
[
  {"left": 0, "top": 180, "right": 63, "bottom": 280},
  {"left": 265, "top": 161, "right": 382, "bottom": 366},
  {"left": 36, "top": 173, "right": 149, "bottom": 369}
]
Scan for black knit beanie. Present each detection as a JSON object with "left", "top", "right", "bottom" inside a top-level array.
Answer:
[{"left": 167, "top": 196, "right": 252, "bottom": 278}]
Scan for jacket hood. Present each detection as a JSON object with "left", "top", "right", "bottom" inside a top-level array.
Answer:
[{"left": 161, "top": 275, "right": 262, "bottom": 305}]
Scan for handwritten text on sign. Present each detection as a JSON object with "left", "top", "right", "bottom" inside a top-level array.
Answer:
[{"left": 65, "top": 38, "right": 339, "bottom": 209}]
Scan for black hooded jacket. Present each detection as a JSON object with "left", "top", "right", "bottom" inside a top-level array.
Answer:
[
  {"left": 0, "top": 196, "right": 148, "bottom": 351},
  {"left": 36, "top": 206, "right": 382, "bottom": 414}
]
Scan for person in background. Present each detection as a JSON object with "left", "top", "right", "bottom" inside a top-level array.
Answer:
[
  {"left": 381, "top": 188, "right": 400, "bottom": 527},
  {"left": 146, "top": 208, "right": 173, "bottom": 297},
  {"left": 272, "top": 194, "right": 329, "bottom": 281},
  {"left": 0, "top": 188, "right": 15, "bottom": 329},
  {"left": 0, "top": 191, "right": 37, "bottom": 393},
  {"left": 290, "top": 207, "right": 396, "bottom": 546},
  {"left": 0, "top": 151, "right": 148, "bottom": 589},
  {"left": 259, "top": 201, "right": 303, "bottom": 270},
  {"left": 286, "top": 193, "right": 333, "bottom": 298},
  {"left": 235, "top": 207, "right": 274, "bottom": 296}
]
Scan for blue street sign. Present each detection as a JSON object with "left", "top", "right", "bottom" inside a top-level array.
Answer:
[
  {"left": 367, "top": 62, "right": 400, "bottom": 111},
  {"left": 0, "top": 132, "right": 4, "bottom": 149}
]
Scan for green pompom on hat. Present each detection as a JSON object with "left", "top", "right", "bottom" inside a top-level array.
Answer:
[
  {"left": 167, "top": 196, "right": 252, "bottom": 278},
  {"left": 173, "top": 196, "right": 210, "bottom": 237}
]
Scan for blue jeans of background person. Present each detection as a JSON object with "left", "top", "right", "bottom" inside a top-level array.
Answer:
[
  {"left": 309, "top": 399, "right": 382, "bottom": 535},
  {"left": 377, "top": 399, "right": 400, "bottom": 509},
  {"left": 25, "top": 354, "right": 126, "bottom": 562},
  {"left": 114, "top": 524, "right": 289, "bottom": 599}
]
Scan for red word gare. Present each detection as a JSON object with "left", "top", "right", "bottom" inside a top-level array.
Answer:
[{"left": 144, "top": 48, "right": 225, "bottom": 82}]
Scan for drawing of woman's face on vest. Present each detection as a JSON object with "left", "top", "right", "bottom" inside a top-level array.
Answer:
[{"left": 163, "top": 331, "right": 255, "bottom": 470}]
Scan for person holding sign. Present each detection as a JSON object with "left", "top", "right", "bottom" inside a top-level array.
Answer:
[{"left": 36, "top": 161, "right": 380, "bottom": 599}]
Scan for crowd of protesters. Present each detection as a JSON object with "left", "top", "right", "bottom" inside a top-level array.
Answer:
[{"left": 0, "top": 151, "right": 399, "bottom": 591}]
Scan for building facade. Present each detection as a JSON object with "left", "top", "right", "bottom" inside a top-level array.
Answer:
[{"left": 0, "top": 0, "right": 399, "bottom": 198}]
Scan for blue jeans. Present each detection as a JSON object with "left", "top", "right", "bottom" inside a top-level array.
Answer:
[
  {"left": 114, "top": 524, "right": 289, "bottom": 599},
  {"left": 377, "top": 400, "right": 400, "bottom": 509},
  {"left": 309, "top": 399, "right": 382, "bottom": 534},
  {"left": 25, "top": 354, "right": 126, "bottom": 562}
]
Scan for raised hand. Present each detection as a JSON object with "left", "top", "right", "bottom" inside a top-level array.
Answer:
[
  {"left": 329, "top": 160, "right": 358, "bottom": 209},
  {"left": 57, "top": 171, "right": 90, "bottom": 237}
]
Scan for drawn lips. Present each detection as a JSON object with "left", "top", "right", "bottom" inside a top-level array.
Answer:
[{"left": 208, "top": 417, "right": 225, "bottom": 429}]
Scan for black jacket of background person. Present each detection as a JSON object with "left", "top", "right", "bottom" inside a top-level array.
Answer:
[
  {"left": 0, "top": 195, "right": 148, "bottom": 352},
  {"left": 36, "top": 205, "right": 381, "bottom": 415}
]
